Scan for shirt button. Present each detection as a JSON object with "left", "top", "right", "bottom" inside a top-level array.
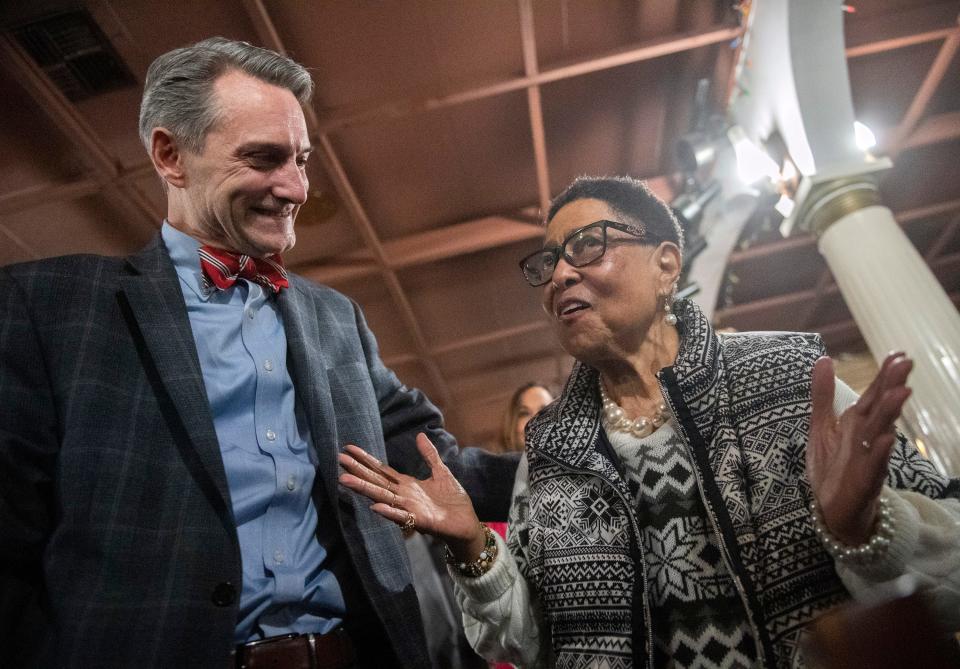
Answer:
[
  {"left": 264, "top": 359, "right": 274, "bottom": 372},
  {"left": 211, "top": 581, "right": 236, "bottom": 607},
  {"left": 265, "top": 429, "right": 277, "bottom": 441},
  {"left": 273, "top": 550, "right": 285, "bottom": 564},
  {"left": 286, "top": 475, "right": 296, "bottom": 491},
  {"left": 247, "top": 309, "right": 255, "bottom": 320}
]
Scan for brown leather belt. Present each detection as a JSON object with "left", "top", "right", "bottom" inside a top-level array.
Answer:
[{"left": 232, "top": 629, "right": 357, "bottom": 669}]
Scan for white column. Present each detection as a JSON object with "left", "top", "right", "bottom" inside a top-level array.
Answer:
[{"left": 819, "top": 204, "right": 960, "bottom": 475}]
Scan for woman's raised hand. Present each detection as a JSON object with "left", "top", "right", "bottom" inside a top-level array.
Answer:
[
  {"left": 806, "top": 352, "right": 912, "bottom": 545},
  {"left": 338, "top": 433, "right": 487, "bottom": 560}
]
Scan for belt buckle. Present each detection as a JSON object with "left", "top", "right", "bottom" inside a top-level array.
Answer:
[{"left": 236, "top": 633, "right": 302, "bottom": 669}]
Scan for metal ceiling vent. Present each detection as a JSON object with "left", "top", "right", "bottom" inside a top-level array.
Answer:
[{"left": 13, "top": 9, "right": 135, "bottom": 102}]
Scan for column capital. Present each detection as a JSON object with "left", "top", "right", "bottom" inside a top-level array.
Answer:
[{"left": 780, "top": 159, "right": 892, "bottom": 239}]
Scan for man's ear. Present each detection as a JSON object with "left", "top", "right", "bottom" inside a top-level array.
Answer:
[{"left": 150, "top": 127, "right": 187, "bottom": 189}]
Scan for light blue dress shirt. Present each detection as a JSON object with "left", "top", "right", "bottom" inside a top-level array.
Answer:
[{"left": 162, "top": 223, "right": 345, "bottom": 642}]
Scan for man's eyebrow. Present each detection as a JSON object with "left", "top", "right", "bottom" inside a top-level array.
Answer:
[{"left": 235, "top": 142, "right": 313, "bottom": 155}]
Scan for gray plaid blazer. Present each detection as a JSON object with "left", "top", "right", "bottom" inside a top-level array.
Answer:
[{"left": 0, "top": 235, "right": 517, "bottom": 668}]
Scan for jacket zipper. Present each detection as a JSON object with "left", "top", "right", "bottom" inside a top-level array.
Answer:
[
  {"left": 536, "top": 449, "right": 656, "bottom": 669},
  {"left": 657, "top": 374, "right": 769, "bottom": 668}
]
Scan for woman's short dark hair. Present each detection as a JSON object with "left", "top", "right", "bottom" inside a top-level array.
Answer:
[{"left": 547, "top": 175, "right": 684, "bottom": 253}]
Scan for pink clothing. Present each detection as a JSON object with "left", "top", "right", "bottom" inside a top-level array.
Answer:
[{"left": 484, "top": 522, "right": 513, "bottom": 669}]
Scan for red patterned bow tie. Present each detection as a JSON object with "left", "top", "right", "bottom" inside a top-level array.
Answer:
[{"left": 198, "top": 245, "right": 289, "bottom": 294}]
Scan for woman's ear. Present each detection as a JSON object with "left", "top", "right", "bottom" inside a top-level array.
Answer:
[
  {"left": 150, "top": 127, "right": 187, "bottom": 189},
  {"left": 656, "top": 242, "right": 682, "bottom": 291}
]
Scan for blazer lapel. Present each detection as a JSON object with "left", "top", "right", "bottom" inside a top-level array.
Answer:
[
  {"left": 277, "top": 283, "right": 339, "bottom": 506},
  {"left": 119, "top": 235, "right": 234, "bottom": 517}
]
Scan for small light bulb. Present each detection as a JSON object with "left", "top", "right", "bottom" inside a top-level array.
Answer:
[{"left": 854, "top": 121, "right": 876, "bottom": 151}]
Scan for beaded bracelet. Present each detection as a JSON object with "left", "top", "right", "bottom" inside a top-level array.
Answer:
[
  {"left": 809, "top": 491, "right": 894, "bottom": 565},
  {"left": 444, "top": 523, "right": 499, "bottom": 578}
]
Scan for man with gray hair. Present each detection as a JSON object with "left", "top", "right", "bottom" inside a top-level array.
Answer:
[{"left": 0, "top": 37, "right": 516, "bottom": 668}]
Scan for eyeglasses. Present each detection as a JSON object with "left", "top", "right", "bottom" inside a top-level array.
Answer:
[{"left": 518, "top": 219, "right": 654, "bottom": 287}]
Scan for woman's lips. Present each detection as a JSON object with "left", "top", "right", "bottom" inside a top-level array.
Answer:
[{"left": 556, "top": 298, "right": 590, "bottom": 320}]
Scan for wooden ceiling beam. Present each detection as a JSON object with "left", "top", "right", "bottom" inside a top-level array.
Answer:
[
  {"left": 0, "top": 35, "right": 160, "bottom": 233},
  {"left": 518, "top": 0, "right": 552, "bottom": 215},
  {"left": 846, "top": 26, "right": 957, "bottom": 59},
  {"left": 316, "top": 24, "right": 742, "bottom": 133},
  {"left": 887, "top": 28, "right": 960, "bottom": 155},
  {"left": 0, "top": 177, "right": 102, "bottom": 214},
  {"left": 899, "top": 110, "right": 960, "bottom": 152},
  {"left": 845, "top": 2, "right": 959, "bottom": 59},
  {"left": 925, "top": 211, "right": 960, "bottom": 262},
  {"left": 312, "top": 9, "right": 958, "bottom": 136},
  {"left": 0, "top": 222, "right": 40, "bottom": 260},
  {"left": 293, "top": 214, "right": 542, "bottom": 278}
]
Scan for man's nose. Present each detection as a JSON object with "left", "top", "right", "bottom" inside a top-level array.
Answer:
[{"left": 273, "top": 160, "right": 308, "bottom": 205}]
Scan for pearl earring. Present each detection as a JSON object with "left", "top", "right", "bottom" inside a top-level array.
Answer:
[{"left": 664, "top": 299, "right": 677, "bottom": 326}]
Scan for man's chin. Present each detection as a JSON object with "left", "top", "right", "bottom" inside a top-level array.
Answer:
[{"left": 238, "top": 223, "right": 296, "bottom": 258}]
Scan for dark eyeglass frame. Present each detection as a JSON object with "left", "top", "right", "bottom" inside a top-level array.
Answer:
[{"left": 518, "top": 219, "right": 655, "bottom": 287}]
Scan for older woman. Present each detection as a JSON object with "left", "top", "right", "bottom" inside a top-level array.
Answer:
[{"left": 339, "top": 176, "right": 960, "bottom": 668}]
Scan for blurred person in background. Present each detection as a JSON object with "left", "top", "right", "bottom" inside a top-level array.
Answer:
[
  {"left": 499, "top": 383, "right": 555, "bottom": 454},
  {"left": 340, "top": 175, "right": 960, "bottom": 668}
]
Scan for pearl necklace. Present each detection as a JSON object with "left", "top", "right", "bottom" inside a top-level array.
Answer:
[{"left": 599, "top": 383, "right": 669, "bottom": 438}]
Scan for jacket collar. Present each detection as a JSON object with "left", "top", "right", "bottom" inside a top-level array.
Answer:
[{"left": 526, "top": 299, "right": 723, "bottom": 469}]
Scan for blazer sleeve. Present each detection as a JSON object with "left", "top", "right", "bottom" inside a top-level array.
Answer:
[
  {"left": 348, "top": 299, "right": 520, "bottom": 521},
  {"left": 0, "top": 267, "right": 59, "bottom": 656}
]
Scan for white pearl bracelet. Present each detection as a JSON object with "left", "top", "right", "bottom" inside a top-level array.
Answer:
[{"left": 809, "top": 491, "right": 894, "bottom": 565}]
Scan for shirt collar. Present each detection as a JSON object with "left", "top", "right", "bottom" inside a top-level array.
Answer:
[{"left": 161, "top": 221, "right": 213, "bottom": 302}]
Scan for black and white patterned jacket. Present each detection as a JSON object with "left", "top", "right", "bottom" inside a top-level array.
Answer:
[{"left": 511, "top": 299, "right": 957, "bottom": 668}]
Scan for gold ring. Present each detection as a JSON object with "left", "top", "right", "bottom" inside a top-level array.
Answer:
[
  {"left": 401, "top": 513, "right": 416, "bottom": 536},
  {"left": 391, "top": 492, "right": 399, "bottom": 507}
]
